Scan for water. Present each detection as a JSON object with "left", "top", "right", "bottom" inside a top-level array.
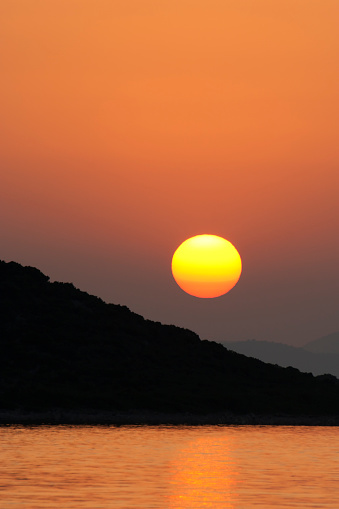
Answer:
[{"left": 1, "top": 425, "right": 339, "bottom": 508}]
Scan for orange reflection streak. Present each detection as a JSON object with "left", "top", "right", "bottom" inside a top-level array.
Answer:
[{"left": 168, "top": 433, "right": 238, "bottom": 508}]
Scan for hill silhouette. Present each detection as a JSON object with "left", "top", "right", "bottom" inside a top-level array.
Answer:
[
  {"left": 222, "top": 339, "right": 339, "bottom": 378},
  {"left": 1, "top": 260, "right": 339, "bottom": 423},
  {"left": 303, "top": 332, "right": 339, "bottom": 354}
]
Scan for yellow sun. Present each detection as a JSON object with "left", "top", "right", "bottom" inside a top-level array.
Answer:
[{"left": 171, "top": 234, "right": 242, "bottom": 298}]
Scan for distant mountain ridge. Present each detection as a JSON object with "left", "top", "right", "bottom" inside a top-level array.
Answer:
[
  {"left": 222, "top": 337, "right": 339, "bottom": 378},
  {"left": 303, "top": 332, "right": 339, "bottom": 354},
  {"left": 1, "top": 259, "right": 339, "bottom": 422}
]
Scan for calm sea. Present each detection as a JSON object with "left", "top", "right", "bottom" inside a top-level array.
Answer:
[{"left": 1, "top": 425, "right": 338, "bottom": 508}]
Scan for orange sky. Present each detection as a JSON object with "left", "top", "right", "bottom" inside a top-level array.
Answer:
[{"left": 1, "top": 0, "right": 338, "bottom": 345}]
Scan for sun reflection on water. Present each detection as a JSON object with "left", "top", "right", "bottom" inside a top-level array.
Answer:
[
  {"left": 168, "top": 432, "right": 238, "bottom": 508},
  {"left": 1, "top": 425, "right": 339, "bottom": 508}
]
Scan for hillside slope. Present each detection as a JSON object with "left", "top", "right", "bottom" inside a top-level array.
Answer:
[{"left": 1, "top": 260, "right": 339, "bottom": 418}]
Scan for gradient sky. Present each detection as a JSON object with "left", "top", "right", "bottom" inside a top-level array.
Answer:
[{"left": 1, "top": 0, "right": 338, "bottom": 346}]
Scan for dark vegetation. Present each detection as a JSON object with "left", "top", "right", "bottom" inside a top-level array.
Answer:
[{"left": 1, "top": 260, "right": 339, "bottom": 422}]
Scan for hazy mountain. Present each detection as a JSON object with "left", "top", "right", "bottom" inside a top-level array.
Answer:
[
  {"left": 303, "top": 332, "right": 339, "bottom": 354},
  {"left": 1, "top": 259, "right": 339, "bottom": 421},
  {"left": 222, "top": 339, "right": 339, "bottom": 378}
]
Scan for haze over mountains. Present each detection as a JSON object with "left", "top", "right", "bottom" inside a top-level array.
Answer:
[
  {"left": 223, "top": 333, "right": 339, "bottom": 378},
  {"left": 304, "top": 333, "right": 339, "bottom": 354}
]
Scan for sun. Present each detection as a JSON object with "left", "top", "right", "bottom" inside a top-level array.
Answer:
[{"left": 171, "top": 234, "right": 242, "bottom": 298}]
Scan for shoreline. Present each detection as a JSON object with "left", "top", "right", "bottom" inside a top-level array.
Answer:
[{"left": 1, "top": 409, "right": 339, "bottom": 426}]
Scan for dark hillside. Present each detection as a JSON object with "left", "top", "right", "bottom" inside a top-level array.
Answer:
[{"left": 1, "top": 260, "right": 339, "bottom": 419}]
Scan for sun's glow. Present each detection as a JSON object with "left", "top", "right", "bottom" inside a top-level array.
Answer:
[{"left": 171, "top": 234, "right": 242, "bottom": 298}]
